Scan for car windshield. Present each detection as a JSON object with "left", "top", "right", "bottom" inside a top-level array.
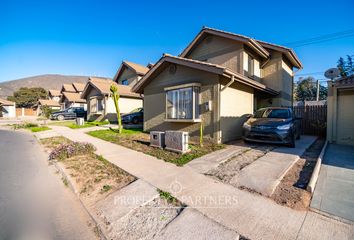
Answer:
[
  {"left": 129, "top": 108, "right": 142, "bottom": 113},
  {"left": 254, "top": 109, "right": 290, "bottom": 119}
]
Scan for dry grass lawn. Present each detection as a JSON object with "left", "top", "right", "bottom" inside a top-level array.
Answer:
[{"left": 41, "top": 136, "right": 135, "bottom": 203}]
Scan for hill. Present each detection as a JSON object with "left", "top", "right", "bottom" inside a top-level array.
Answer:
[{"left": 0, "top": 74, "right": 92, "bottom": 98}]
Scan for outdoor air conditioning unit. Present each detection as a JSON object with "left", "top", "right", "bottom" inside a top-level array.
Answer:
[
  {"left": 150, "top": 131, "right": 165, "bottom": 148},
  {"left": 165, "top": 131, "right": 189, "bottom": 153}
]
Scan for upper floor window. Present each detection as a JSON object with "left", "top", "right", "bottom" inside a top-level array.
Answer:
[
  {"left": 122, "top": 79, "right": 129, "bottom": 85},
  {"left": 165, "top": 85, "right": 200, "bottom": 120},
  {"left": 243, "top": 52, "right": 260, "bottom": 79}
]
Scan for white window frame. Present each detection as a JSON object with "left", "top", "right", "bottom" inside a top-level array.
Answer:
[{"left": 164, "top": 83, "right": 201, "bottom": 122}]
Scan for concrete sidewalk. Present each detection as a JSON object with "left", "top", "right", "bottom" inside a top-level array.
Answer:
[
  {"left": 47, "top": 126, "right": 354, "bottom": 240},
  {"left": 234, "top": 136, "right": 317, "bottom": 196},
  {"left": 311, "top": 144, "right": 354, "bottom": 222}
]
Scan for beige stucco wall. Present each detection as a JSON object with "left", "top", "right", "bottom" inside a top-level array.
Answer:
[
  {"left": 186, "top": 35, "right": 243, "bottom": 74},
  {"left": 1, "top": 105, "right": 16, "bottom": 118},
  {"left": 85, "top": 85, "right": 142, "bottom": 122},
  {"left": 258, "top": 51, "right": 293, "bottom": 107},
  {"left": 327, "top": 82, "right": 354, "bottom": 145},
  {"left": 116, "top": 67, "right": 140, "bottom": 86},
  {"left": 220, "top": 80, "right": 254, "bottom": 142},
  {"left": 143, "top": 64, "right": 219, "bottom": 143}
]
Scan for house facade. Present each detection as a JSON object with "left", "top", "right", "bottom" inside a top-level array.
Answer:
[
  {"left": 113, "top": 61, "right": 149, "bottom": 86},
  {"left": 59, "top": 82, "right": 87, "bottom": 109},
  {"left": 327, "top": 75, "right": 354, "bottom": 146},
  {"left": 81, "top": 77, "right": 142, "bottom": 122},
  {"left": 0, "top": 98, "right": 16, "bottom": 118},
  {"left": 132, "top": 27, "right": 302, "bottom": 143},
  {"left": 48, "top": 89, "right": 61, "bottom": 102},
  {"left": 35, "top": 99, "right": 61, "bottom": 116}
]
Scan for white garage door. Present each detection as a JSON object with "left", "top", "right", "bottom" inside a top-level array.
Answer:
[{"left": 336, "top": 89, "right": 354, "bottom": 145}]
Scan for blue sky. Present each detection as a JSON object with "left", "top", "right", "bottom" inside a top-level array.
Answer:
[{"left": 0, "top": 0, "right": 353, "bottom": 83}]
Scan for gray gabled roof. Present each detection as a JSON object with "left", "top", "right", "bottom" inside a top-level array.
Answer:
[
  {"left": 132, "top": 54, "right": 278, "bottom": 96},
  {"left": 179, "top": 27, "right": 302, "bottom": 69}
]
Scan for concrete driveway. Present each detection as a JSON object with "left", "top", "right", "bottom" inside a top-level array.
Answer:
[{"left": 311, "top": 144, "right": 354, "bottom": 222}]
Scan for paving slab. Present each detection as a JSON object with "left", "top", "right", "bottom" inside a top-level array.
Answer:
[
  {"left": 311, "top": 144, "right": 354, "bottom": 222},
  {"left": 233, "top": 135, "right": 317, "bottom": 196},
  {"left": 49, "top": 126, "right": 353, "bottom": 240},
  {"left": 187, "top": 141, "right": 250, "bottom": 173},
  {"left": 296, "top": 211, "right": 354, "bottom": 240},
  {"left": 33, "top": 129, "right": 61, "bottom": 139},
  {"left": 156, "top": 207, "right": 240, "bottom": 240},
  {"left": 95, "top": 179, "right": 158, "bottom": 224}
]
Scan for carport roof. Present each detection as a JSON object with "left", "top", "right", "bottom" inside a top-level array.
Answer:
[{"left": 334, "top": 75, "right": 354, "bottom": 88}]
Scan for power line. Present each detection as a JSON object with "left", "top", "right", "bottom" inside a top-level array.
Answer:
[
  {"left": 282, "top": 28, "right": 354, "bottom": 47},
  {"left": 295, "top": 71, "right": 324, "bottom": 76}
]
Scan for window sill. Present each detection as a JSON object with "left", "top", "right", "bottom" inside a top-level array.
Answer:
[{"left": 164, "top": 118, "right": 201, "bottom": 123}]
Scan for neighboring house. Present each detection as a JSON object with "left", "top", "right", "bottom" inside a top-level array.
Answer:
[
  {"left": 61, "top": 83, "right": 77, "bottom": 93},
  {"left": 59, "top": 82, "right": 88, "bottom": 110},
  {"left": 132, "top": 27, "right": 302, "bottom": 143},
  {"left": 81, "top": 77, "right": 142, "bottom": 122},
  {"left": 60, "top": 92, "right": 87, "bottom": 110},
  {"left": 72, "top": 82, "right": 86, "bottom": 94},
  {"left": 48, "top": 89, "right": 61, "bottom": 102},
  {"left": 327, "top": 75, "right": 354, "bottom": 146},
  {"left": 113, "top": 60, "right": 149, "bottom": 86},
  {"left": 0, "top": 98, "right": 16, "bottom": 118},
  {"left": 35, "top": 99, "right": 61, "bottom": 116}
]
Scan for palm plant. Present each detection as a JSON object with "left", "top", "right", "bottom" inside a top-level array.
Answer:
[{"left": 110, "top": 84, "right": 123, "bottom": 134}]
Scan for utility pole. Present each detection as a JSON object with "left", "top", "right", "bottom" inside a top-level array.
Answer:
[{"left": 316, "top": 80, "right": 320, "bottom": 101}]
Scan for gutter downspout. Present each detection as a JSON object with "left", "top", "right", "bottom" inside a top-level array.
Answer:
[{"left": 221, "top": 75, "right": 235, "bottom": 92}]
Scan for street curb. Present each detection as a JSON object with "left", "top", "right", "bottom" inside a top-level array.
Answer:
[
  {"left": 306, "top": 140, "right": 328, "bottom": 193},
  {"left": 51, "top": 160, "right": 108, "bottom": 240}
]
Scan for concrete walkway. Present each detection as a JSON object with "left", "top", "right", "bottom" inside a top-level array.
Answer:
[
  {"left": 311, "top": 144, "right": 354, "bottom": 222},
  {"left": 187, "top": 141, "right": 250, "bottom": 174},
  {"left": 46, "top": 126, "right": 354, "bottom": 240},
  {"left": 234, "top": 136, "right": 317, "bottom": 196}
]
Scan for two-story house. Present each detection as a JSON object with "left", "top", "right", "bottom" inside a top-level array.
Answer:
[
  {"left": 113, "top": 60, "right": 150, "bottom": 86},
  {"left": 59, "top": 82, "right": 87, "bottom": 110},
  {"left": 132, "top": 27, "right": 302, "bottom": 143}
]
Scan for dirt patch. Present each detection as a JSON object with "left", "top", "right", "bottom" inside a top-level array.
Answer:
[
  {"left": 41, "top": 136, "right": 136, "bottom": 204},
  {"left": 206, "top": 145, "right": 275, "bottom": 184},
  {"left": 271, "top": 139, "right": 325, "bottom": 210},
  {"left": 110, "top": 197, "right": 183, "bottom": 240}
]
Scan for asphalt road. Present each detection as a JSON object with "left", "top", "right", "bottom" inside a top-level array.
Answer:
[{"left": 0, "top": 129, "right": 98, "bottom": 240}]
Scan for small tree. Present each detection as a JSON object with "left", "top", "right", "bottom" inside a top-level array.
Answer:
[
  {"left": 110, "top": 85, "right": 122, "bottom": 134},
  {"left": 41, "top": 105, "right": 54, "bottom": 119}
]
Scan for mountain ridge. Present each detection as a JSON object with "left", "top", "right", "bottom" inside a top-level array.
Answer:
[{"left": 0, "top": 74, "right": 107, "bottom": 98}]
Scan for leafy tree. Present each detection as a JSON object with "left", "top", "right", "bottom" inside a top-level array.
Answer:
[
  {"left": 110, "top": 85, "right": 123, "bottom": 134},
  {"left": 337, "top": 55, "right": 354, "bottom": 77},
  {"left": 41, "top": 105, "right": 54, "bottom": 119},
  {"left": 7, "top": 87, "right": 48, "bottom": 108},
  {"left": 294, "top": 77, "right": 327, "bottom": 101}
]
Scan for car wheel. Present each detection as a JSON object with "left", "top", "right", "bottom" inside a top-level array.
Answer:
[
  {"left": 288, "top": 134, "right": 296, "bottom": 148},
  {"left": 132, "top": 117, "right": 139, "bottom": 124},
  {"left": 57, "top": 115, "right": 65, "bottom": 121},
  {"left": 296, "top": 133, "right": 301, "bottom": 140}
]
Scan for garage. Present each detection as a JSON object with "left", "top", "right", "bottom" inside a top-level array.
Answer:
[{"left": 327, "top": 75, "right": 354, "bottom": 146}]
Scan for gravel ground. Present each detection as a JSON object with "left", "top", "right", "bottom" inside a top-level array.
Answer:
[
  {"left": 206, "top": 145, "right": 275, "bottom": 185},
  {"left": 110, "top": 197, "right": 183, "bottom": 240}
]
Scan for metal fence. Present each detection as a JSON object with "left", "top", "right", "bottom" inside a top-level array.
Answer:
[{"left": 293, "top": 105, "right": 327, "bottom": 137}]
